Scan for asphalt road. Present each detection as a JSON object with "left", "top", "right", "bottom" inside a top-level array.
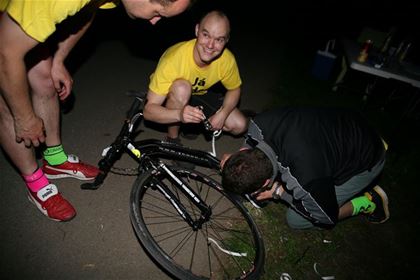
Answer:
[{"left": 0, "top": 26, "right": 278, "bottom": 279}]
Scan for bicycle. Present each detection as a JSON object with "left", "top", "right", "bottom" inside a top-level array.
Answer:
[{"left": 81, "top": 91, "right": 265, "bottom": 280}]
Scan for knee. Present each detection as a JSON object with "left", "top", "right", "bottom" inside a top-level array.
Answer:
[
  {"left": 168, "top": 79, "right": 191, "bottom": 106},
  {"left": 33, "top": 79, "right": 55, "bottom": 99},
  {"left": 226, "top": 113, "right": 249, "bottom": 135},
  {"left": 28, "top": 65, "right": 56, "bottom": 99},
  {"left": 286, "top": 209, "right": 315, "bottom": 230},
  {"left": 236, "top": 115, "right": 249, "bottom": 134}
]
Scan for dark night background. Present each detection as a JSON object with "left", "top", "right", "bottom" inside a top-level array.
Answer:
[{"left": 76, "top": 0, "right": 419, "bottom": 64}]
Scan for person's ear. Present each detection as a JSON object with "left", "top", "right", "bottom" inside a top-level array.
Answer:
[
  {"left": 195, "top": 24, "right": 199, "bottom": 37},
  {"left": 220, "top": 153, "right": 232, "bottom": 169}
]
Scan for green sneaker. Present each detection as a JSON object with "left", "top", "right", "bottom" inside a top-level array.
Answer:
[{"left": 364, "top": 185, "right": 390, "bottom": 224}]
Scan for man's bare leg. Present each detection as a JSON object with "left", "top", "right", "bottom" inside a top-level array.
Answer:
[
  {"left": 0, "top": 94, "right": 38, "bottom": 175},
  {"left": 166, "top": 80, "right": 191, "bottom": 139},
  {"left": 28, "top": 55, "right": 61, "bottom": 147}
]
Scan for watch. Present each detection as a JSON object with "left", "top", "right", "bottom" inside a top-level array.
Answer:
[{"left": 272, "top": 185, "right": 282, "bottom": 200}]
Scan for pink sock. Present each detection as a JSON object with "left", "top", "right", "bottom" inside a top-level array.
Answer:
[{"left": 23, "top": 168, "right": 49, "bottom": 192}]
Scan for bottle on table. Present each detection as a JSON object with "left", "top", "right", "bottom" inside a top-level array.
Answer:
[{"left": 357, "top": 40, "right": 373, "bottom": 63}]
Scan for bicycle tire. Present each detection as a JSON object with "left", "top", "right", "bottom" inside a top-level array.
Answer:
[{"left": 130, "top": 166, "right": 265, "bottom": 280}]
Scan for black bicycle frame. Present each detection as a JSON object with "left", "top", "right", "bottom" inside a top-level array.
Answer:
[
  {"left": 133, "top": 139, "right": 220, "bottom": 168},
  {"left": 148, "top": 163, "right": 212, "bottom": 230}
]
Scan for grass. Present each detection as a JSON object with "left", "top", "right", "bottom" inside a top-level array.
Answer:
[{"left": 243, "top": 41, "right": 419, "bottom": 279}]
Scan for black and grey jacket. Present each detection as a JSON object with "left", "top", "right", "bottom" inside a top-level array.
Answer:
[{"left": 244, "top": 107, "right": 385, "bottom": 226}]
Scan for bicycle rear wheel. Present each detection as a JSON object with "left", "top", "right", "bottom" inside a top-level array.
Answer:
[{"left": 130, "top": 166, "right": 265, "bottom": 280}]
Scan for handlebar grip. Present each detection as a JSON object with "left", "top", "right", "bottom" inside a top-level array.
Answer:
[{"left": 126, "top": 97, "right": 143, "bottom": 119}]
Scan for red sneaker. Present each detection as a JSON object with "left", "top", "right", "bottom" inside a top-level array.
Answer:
[
  {"left": 28, "top": 184, "right": 76, "bottom": 222},
  {"left": 42, "top": 154, "right": 99, "bottom": 181}
]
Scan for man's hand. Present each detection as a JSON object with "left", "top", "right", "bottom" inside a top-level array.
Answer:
[
  {"left": 254, "top": 182, "right": 283, "bottom": 201},
  {"left": 15, "top": 115, "right": 45, "bottom": 147},
  {"left": 51, "top": 61, "right": 73, "bottom": 100},
  {"left": 208, "top": 109, "right": 228, "bottom": 131},
  {"left": 180, "top": 105, "right": 205, "bottom": 123}
]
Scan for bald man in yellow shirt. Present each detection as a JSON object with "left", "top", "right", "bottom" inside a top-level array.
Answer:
[
  {"left": 144, "top": 10, "right": 248, "bottom": 144},
  {"left": 0, "top": 0, "right": 191, "bottom": 222}
]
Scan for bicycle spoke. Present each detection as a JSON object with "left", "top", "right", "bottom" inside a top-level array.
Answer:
[
  {"left": 206, "top": 222, "right": 253, "bottom": 276},
  {"left": 204, "top": 225, "right": 214, "bottom": 277},
  {"left": 189, "top": 230, "right": 199, "bottom": 271},
  {"left": 141, "top": 199, "right": 180, "bottom": 219},
  {"left": 155, "top": 226, "right": 192, "bottom": 244},
  {"left": 143, "top": 190, "right": 171, "bottom": 204},
  {"left": 200, "top": 222, "right": 246, "bottom": 279},
  {"left": 201, "top": 223, "right": 233, "bottom": 278},
  {"left": 169, "top": 228, "right": 195, "bottom": 257}
]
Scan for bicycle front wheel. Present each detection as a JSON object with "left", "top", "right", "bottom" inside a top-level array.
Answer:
[{"left": 130, "top": 166, "right": 265, "bottom": 280}]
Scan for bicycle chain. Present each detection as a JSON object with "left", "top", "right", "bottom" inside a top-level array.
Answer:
[{"left": 110, "top": 166, "right": 139, "bottom": 176}]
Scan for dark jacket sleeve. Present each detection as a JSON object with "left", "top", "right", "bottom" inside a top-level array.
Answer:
[{"left": 280, "top": 174, "right": 339, "bottom": 226}]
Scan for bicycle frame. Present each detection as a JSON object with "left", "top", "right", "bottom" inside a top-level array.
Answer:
[
  {"left": 148, "top": 163, "right": 212, "bottom": 230},
  {"left": 81, "top": 91, "right": 221, "bottom": 228}
]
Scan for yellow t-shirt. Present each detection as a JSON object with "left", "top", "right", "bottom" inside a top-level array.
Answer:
[
  {"left": 149, "top": 39, "right": 242, "bottom": 96},
  {"left": 0, "top": 0, "right": 118, "bottom": 42}
]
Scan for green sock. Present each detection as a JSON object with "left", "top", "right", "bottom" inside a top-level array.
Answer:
[
  {"left": 43, "top": 144, "right": 68, "bottom": 166},
  {"left": 351, "top": 196, "right": 376, "bottom": 215}
]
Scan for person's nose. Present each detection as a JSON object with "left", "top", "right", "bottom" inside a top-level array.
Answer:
[{"left": 206, "top": 39, "right": 215, "bottom": 49}]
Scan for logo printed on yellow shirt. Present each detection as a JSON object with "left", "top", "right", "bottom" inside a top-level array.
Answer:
[{"left": 192, "top": 77, "right": 207, "bottom": 95}]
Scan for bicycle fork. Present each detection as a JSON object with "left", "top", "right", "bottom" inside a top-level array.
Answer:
[
  {"left": 150, "top": 162, "right": 249, "bottom": 258},
  {"left": 150, "top": 163, "right": 212, "bottom": 231}
]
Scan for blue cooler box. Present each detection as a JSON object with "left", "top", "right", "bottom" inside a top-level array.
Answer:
[{"left": 312, "top": 40, "right": 337, "bottom": 80}]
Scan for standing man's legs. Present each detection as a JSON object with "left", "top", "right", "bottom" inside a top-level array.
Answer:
[
  {"left": 27, "top": 47, "right": 99, "bottom": 181},
  {"left": 0, "top": 47, "right": 55, "bottom": 176},
  {"left": 0, "top": 52, "right": 76, "bottom": 221}
]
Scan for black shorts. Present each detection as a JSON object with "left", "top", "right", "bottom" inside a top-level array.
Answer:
[{"left": 189, "top": 90, "right": 224, "bottom": 119}]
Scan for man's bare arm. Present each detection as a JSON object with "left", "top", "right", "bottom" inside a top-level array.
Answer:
[
  {"left": 51, "top": 13, "right": 95, "bottom": 99},
  {"left": 208, "top": 87, "right": 241, "bottom": 130},
  {"left": 143, "top": 90, "right": 204, "bottom": 124},
  {"left": 0, "top": 13, "right": 45, "bottom": 146},
  {"left": 220, "top": 87, "right": 241, "bottom": 115}
]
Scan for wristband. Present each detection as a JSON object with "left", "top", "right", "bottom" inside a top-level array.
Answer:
[{"left": 272, "top": 184, "right": 282, "bottom": 200}]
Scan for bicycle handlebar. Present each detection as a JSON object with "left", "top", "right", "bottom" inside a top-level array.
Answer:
[{"left": 125, "top": 90, "right": 146, "bottom": 119}]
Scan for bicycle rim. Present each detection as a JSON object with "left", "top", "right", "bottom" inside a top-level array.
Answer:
[{"left": 130, "top": 166, "right": 265, "bottom": 280}]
